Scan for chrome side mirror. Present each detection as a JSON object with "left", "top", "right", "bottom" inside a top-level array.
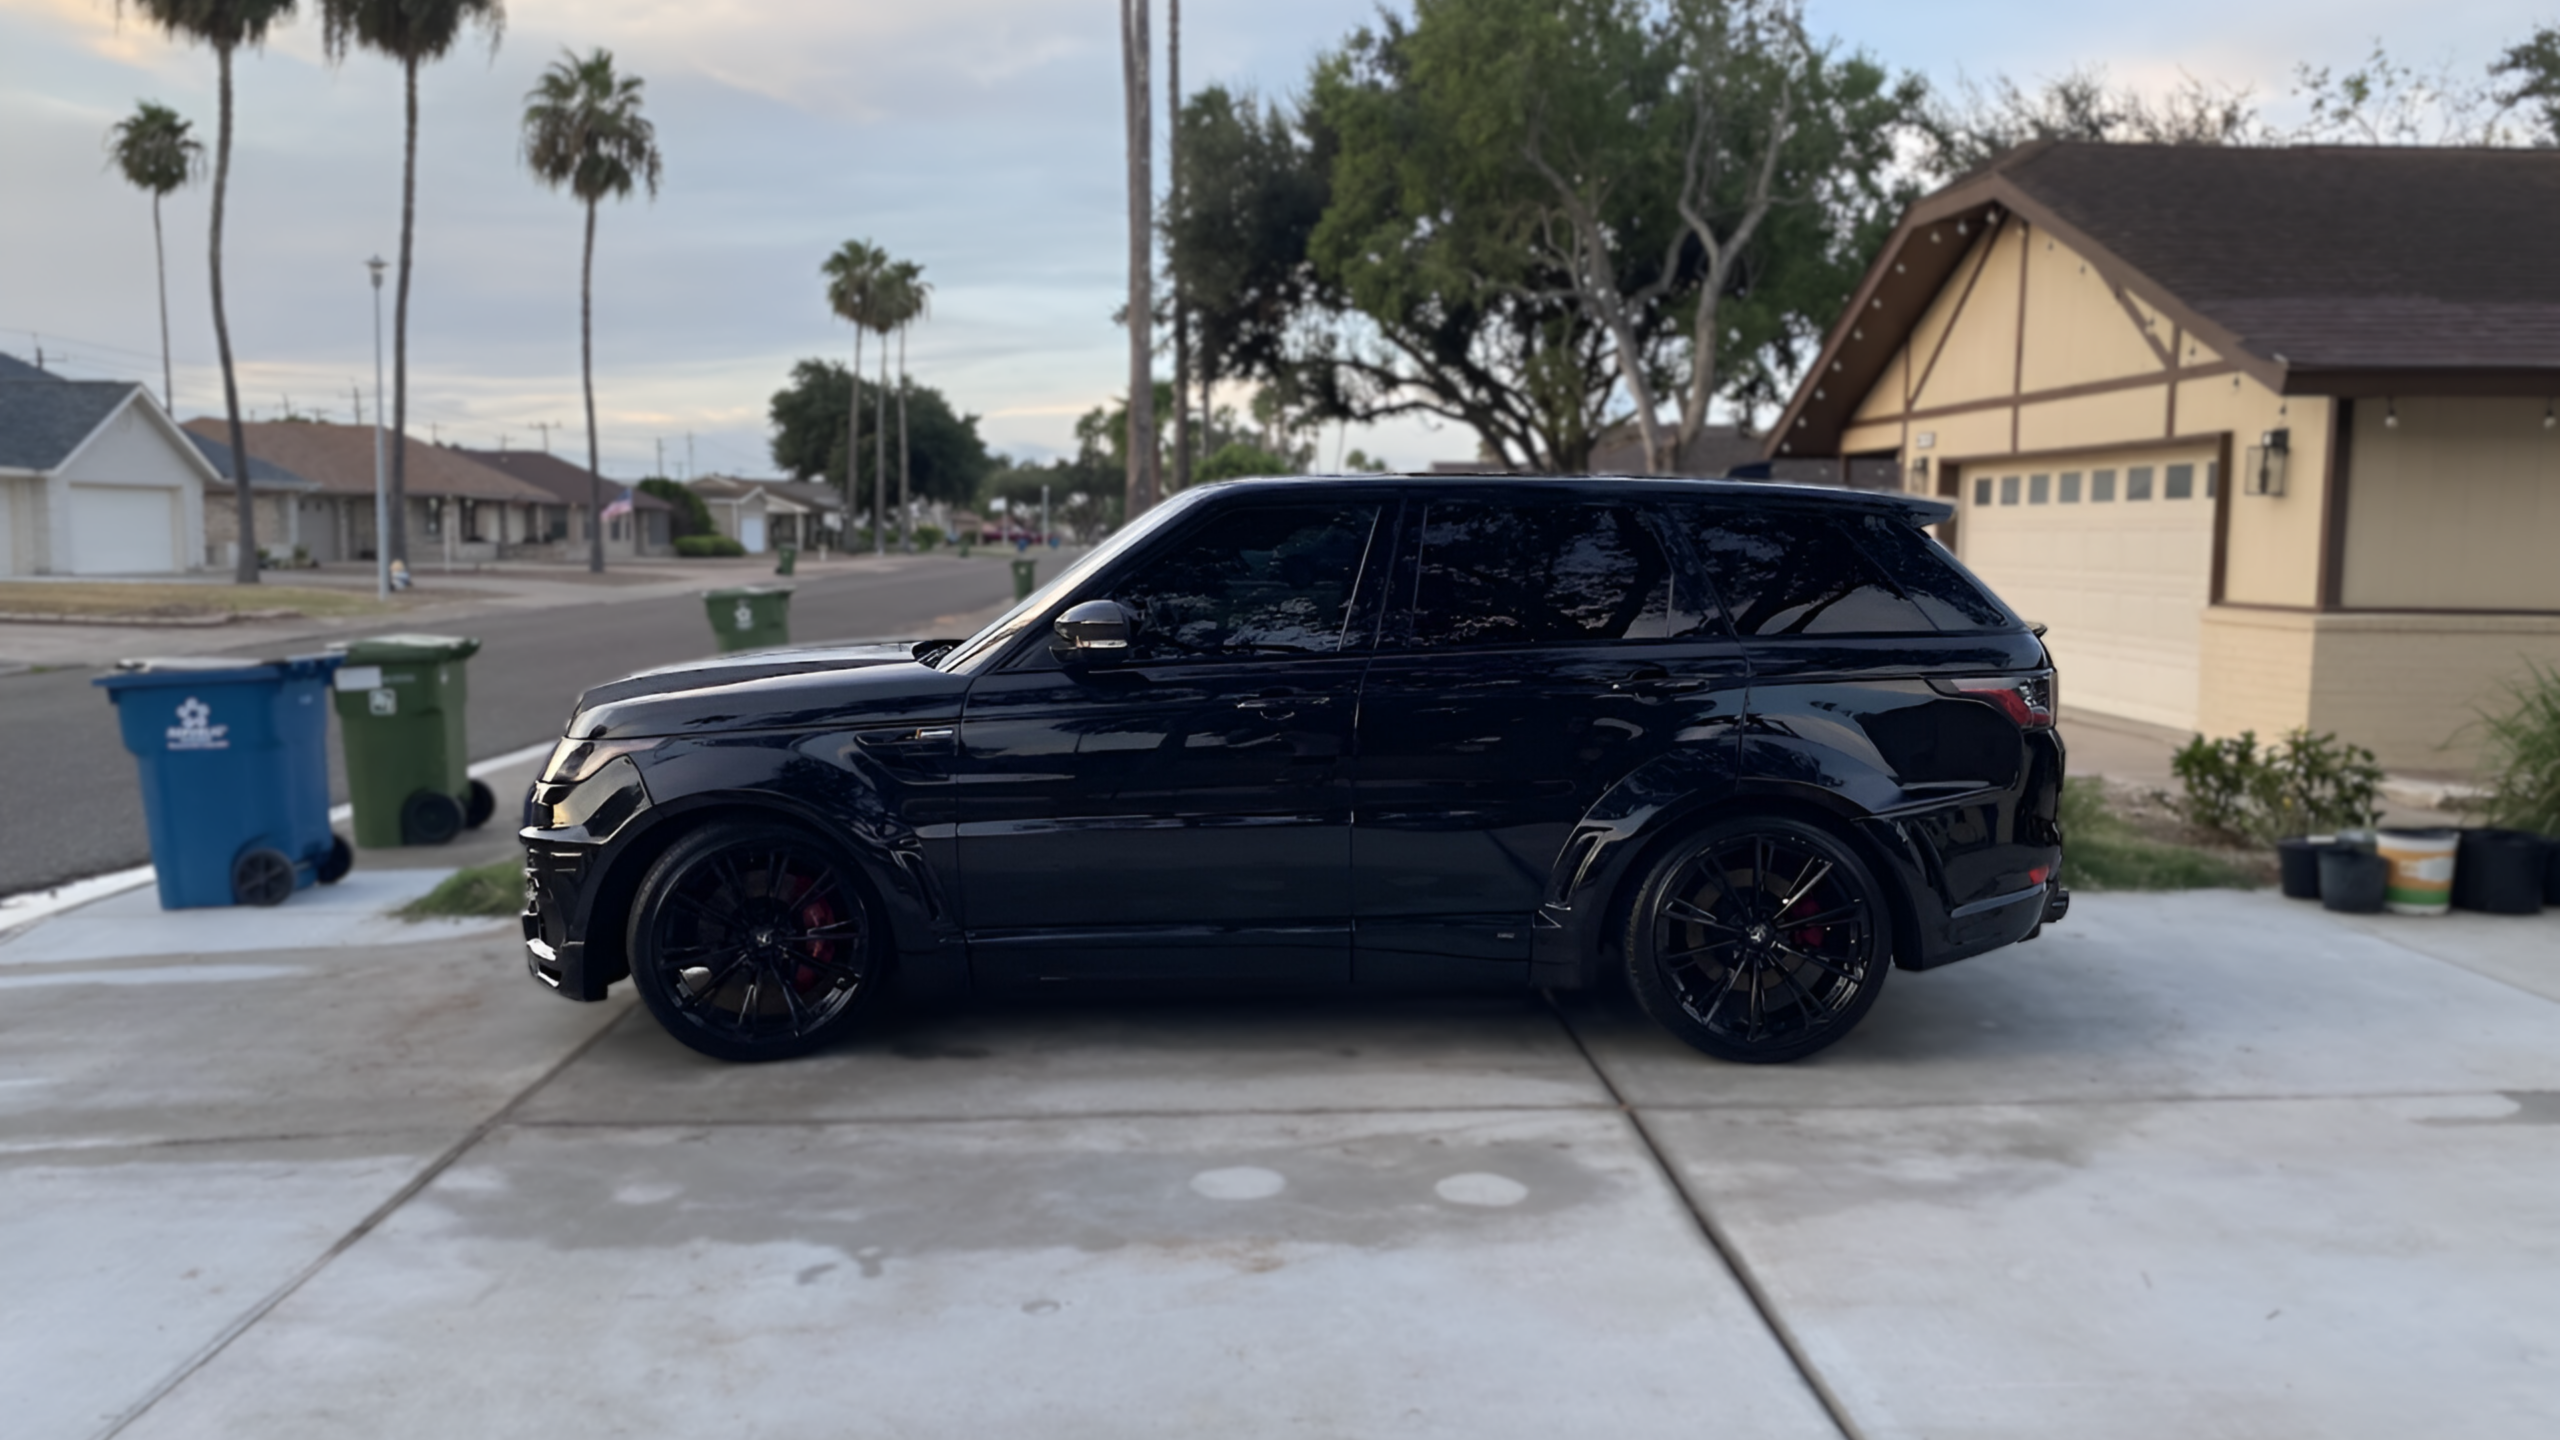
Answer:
[{"left": 1052, "top": 599, "right": 1133, "bottom": 665}]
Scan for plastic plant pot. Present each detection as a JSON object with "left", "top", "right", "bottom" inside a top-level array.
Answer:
[
  {"left": 2318, "top": 847, "right": 2389, "bottom": 913},
  {"left": 2276, "top": 837, "right": 2333, "bottom": 901},
  {"left": 2452, "top": 829, "right": 2546, "bottom": 915},
  {"left": 2375, "top": 828, "right": 2459, "bottom": 916}
]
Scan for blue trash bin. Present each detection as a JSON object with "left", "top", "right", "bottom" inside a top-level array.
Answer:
[{"left": 95, "top": 655, "right": 352, "bottom": 909}]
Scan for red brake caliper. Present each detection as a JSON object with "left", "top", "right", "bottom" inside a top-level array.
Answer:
[{"left": 794, "top": 874, "right": 835, "bottom": 994}]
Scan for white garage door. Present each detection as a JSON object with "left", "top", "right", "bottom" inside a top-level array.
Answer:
[
  {"left": 740, "top": 514, "right": 767, "bottom": 554},
  {"left": 1958, "top": 451, "right": 2216, "bottom": 732},
  {"left": 69, "top": 484, "right": 182, "bottom": 575}
]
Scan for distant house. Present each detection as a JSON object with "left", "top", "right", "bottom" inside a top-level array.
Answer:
[
  {"left": 1, "top": 357, "right": 220, "bottom": 576},
  {"left": 180, "top": 419, "right": 554, "bottom": 565},
  {"left": 186, "top": 430, "right": 323, "bottom": 566},
  {"left": 692, "top": 474, "right": 845, "bottom": 554},
  {"left": 1585, "top": 424, "right": 1901, "bottom": 488},
  {"left": 456, "top": 448, "right": 673, "bottom": 558}
]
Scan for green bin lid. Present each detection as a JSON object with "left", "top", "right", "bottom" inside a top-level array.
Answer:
[
  {"left": 333, "top": 632, "right": 482, "bottom": 663},
  {"left": 703, "top": 585, "right": 794, "bottom": 600}
]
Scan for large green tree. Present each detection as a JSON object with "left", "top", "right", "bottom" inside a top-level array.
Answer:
[
  {"left": 321, "top": 0, "right": 504, "bottom": 566},
  {"left": 768, "top": 359, "right": 991, "bottom": 511},
  {"left": 821, "top": 239, "right": 891, "bottom": 542},
  {"left": 103, "top": 100, "right": 202, "bottom": 411},
  {"left": 122, "top": 0, "right": 297, "bottom": 583},
  {"left": 1168, "top": 84, "right": 1329, "bottom": 445},
  {"left": 521, "top": 47, "right": 661, "bottom": 574}
]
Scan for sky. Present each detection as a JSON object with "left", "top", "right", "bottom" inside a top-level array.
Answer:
[{"left": 0, "top": 0, "right": 2548, "bottom": 480}]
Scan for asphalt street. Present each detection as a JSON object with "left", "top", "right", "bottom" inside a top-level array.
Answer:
[{"left": 0, "top": 553, "right": 1024, "bottom": 896}]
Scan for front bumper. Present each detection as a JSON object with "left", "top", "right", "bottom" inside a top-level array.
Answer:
[{"left": 522, "top": 835, "right": 608, "bottom": 999}]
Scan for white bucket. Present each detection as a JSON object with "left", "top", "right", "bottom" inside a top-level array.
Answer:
[{"left": 2376, "top": 829, "right": 2459, "bottom": 915}]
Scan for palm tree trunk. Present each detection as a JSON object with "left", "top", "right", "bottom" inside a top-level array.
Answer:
[
  {"left": 389, "top": 55, "right": 420, "bottom": 566},
  {"left": 1121, "top": 0, "right": 1156, "bottom": 518},
  {"left": 897, "top": 326, "right": 911, "bottom": 551},
  {"left": 582, "top": 197, "right": 603, "bottom": 574},
  {"left": 152, "top": 193, "right": 172, "bottom": 411},
  {"left": 873, "top": 339, "right": 888, "bottom": 554},
  {"left": 211, "top": 43, "right": 256, "bottom": 585},
  {"left": 846, "top": 326, "right": 864, "bottom": 542},
  {"left": 1169, "top": 0, "right": 1190, "bottom": 495}
]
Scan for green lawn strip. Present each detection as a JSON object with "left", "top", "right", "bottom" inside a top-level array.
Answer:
[
  {"left": 2061, "top": 778, "right": 2257, "bottom": 891},
  {"left": 398, "top": 860, "right": 525, "bottom": 920},
  {"left": 0, "top": 581, "right": 402, "bottom": 620}
]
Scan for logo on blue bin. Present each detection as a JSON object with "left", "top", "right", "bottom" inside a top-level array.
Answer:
[{"left": 166, "top": 696, "right": 229, "bottom": 751}]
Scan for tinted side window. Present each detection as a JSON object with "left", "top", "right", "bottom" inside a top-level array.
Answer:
[
  {"left": 1843, "top": 514, "right": 2018, "bottom": 631},
  {"left": 1408, "top": 501, "right": 1684, "bottom": 648},
  {"left": 1107, "top": 503, "right": 1381, "bottom": 659},
  {"left": 1680, "top": 506, "right": 1937, "bottom": 637}
]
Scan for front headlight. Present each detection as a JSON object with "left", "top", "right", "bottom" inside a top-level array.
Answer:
[
  {"left": 540, "top": 736, "right": 663, "bottom": 786},
  {"left": 531, "top": 753, "right": 651, "bottom": 838}
]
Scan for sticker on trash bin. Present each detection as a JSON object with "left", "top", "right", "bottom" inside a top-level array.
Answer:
[
  {"left": 368, "top": 687, "right": 398, "bottom": 717},
  {"left": 166, "top": 696, "right": 229, "bottom": 751},
  {"left": 333, "top": 665, "right": 383, "bottom": 692},
  {"left": 734, "top": 600, "right": 754, "bottom": 631}
]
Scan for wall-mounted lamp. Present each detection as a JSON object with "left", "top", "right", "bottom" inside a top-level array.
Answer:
[
  {"left": 1908, "top": 455, "right": 1931, "bottom": 490},
  {"left": 2384, "top": 398, "right": 2399, "bottom": 429},
  {"left": 2246, "top": 427, "right": 2290, "bottom": 496},
  {"left": 2545, "top": 398, "right": 2555, "bottom": 431}
]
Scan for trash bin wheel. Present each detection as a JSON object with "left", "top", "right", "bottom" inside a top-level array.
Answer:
[
  {"left": 464, "top": 779, "right": 496, "bottom": 830},
  {"left": 232, "top": 847, "right": 298, "bottom": 908},
  {"left": 401, "top": 790, "right": 465, "bottom": 846},
  {"left": 315, "top": 834, "right": 355, "bottom": 885}
]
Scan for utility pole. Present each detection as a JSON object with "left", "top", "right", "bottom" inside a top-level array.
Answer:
[
  {"left": 655, "top": 436, "right": 665, "bottom": 478},
  {"left": 1169, "top": 0, "right": 1190, "bottom": 497},
  {"left": 367, "top": 256, "right": 389, "bottom": 600},
  {"left": 686, "top": 432, "right": 695, "bottom": 481},
  {"left": 533, "top": 419, "right": 557, "bottom": 453},
  {"left": 350, "top": 381, "right": 364, "bottom": 426}
]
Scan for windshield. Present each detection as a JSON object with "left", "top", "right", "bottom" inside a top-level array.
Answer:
[{"left": 934, "top": 486, "right": 1219, "bottom": 673}]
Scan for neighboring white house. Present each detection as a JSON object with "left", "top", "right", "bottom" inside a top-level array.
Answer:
[{"left": 0, "top": 355, "right": 214, "bottom": 577}]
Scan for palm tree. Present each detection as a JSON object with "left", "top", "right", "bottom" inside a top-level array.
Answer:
[
  {"left": 122, "top": 0, "right": 298, "bottom": 585},
  {"left": 822, "top": 240, "right": 889, "bottom": 542},
  {"left": 879, "top": 260, "right": 930, "bottom": 551},
  {"left": 104, "top": 101, "right": 203, "bottom": 412},
  {"left": 321, "top": 0, "right": 503, "bottom": 567},
  {"left": 521, "top": 47, "right": 662, "bottom": 574}
]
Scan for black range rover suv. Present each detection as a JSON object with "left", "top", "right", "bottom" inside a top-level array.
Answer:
[{"left": 522, "top": 477, "right": 2065, "bottom": 1064}]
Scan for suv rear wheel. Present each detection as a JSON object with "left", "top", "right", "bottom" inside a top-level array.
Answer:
[
  {"left": 1625, "top": 815, "right": 1891, "bottom": 1064},
  {"left": 626, "top": 820, "right": 883, "bottom": 1062}
]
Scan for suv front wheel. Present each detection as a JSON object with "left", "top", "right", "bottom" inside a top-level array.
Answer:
[{"left": 1625, "top": 815, "right": 1892, "bottom": 1064}]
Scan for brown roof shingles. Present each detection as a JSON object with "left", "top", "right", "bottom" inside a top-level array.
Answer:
[
  {"left": 180, "top": 419, "right": 553, "bottom": 503},
  {"left": 455, "top": 448, "right": 671, "bottom": 511}
]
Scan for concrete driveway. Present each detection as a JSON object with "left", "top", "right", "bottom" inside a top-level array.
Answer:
[{"left": 2, "top": 891, "right": 2555, "bottom": 1439}]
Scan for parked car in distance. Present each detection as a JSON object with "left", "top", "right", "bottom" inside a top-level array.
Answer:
[{"left": 521, "top": 476, "right": 2066, "bottom": 1064}]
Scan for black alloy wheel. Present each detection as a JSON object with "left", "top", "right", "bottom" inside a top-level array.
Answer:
[
  {"left": 231, "top": 846, "right": 298, "bottom": 907},
  {"left": 1625, "top": 816, "right": 1892, "bottom": 1064},
  {"left": 626, "top": 822, "right": 881, "bottom": 1062}
]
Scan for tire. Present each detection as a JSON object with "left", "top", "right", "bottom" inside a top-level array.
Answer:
[
  {"left": 1624, "top": 815, "right": 1892, "bottom": 1065},
  {"left": 400, "top": 790, "right": 464, "bottom": 846},
  {"left": 463, "top": 779, "right": 496, "bottom": 830},
  {"left": 315, "top": 834, "right": 355, "bottom": 885},
  {"left": 625, "top": 821, "right": 884, "bottom": 1062},
  {"left": 231, "top": 846, "right": 298, "bottom": 907}
]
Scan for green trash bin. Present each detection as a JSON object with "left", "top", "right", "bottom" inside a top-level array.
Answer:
[
  {"left": 329, "top": 633, "right": 491, "bottom": 848},
  {"left": 705, "top": 584, "right": 793, "bottom": 654},
  {"left": 1011, "top": 557, "right": 1038, "bottom": 602},
  {"left": 774, "top": 545, "right": 798, "bottom": 577}
]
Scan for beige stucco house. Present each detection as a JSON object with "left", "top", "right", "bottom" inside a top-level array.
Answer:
[{"left": 1767, "top": 142, "right": 2560, "bottom": 771}]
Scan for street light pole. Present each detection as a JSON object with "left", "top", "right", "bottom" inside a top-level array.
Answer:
[{"left": 367, "top": 255, "right": 389, "bottom": 600}]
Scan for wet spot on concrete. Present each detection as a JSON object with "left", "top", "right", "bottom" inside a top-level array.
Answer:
[
  {"left": 855, "top": 1246, "right": 886, "bottom": 1277},
  {"left": 612, "top": 1181, "right": 680, "bottom": 1205},
  {"left": 1191, "top": 1166, "right": 1286, "bottom": 1200},
  {"left": 796, "top": 1263, "right": 836, "bottom": 1285},
  {"left": 1022, "top": 1298, "right": 1061, "bottom": 1315},
  {"left": 1436, "top": 1172, "right": 1529, "bottom": 1207},
  {"left": 2422, "top": 1091, "right": 2560, "bottom": 1127}
]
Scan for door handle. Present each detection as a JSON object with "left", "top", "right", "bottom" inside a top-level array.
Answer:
[
  {"left": 1237, "top": 693, "right": 1335, "bottom": 711},
  {"left": 1609, "top": 667, "right": 1706, "bottom": 695}
]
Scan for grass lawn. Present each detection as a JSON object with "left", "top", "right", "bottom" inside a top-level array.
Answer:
[
  {"left": 398, "top": 860, "right": 524, "bottom": 920},
  {"left": 2061, "top": 777, "right": 2263, "bottom": 891},
  {"left": 0, "top": 581, "right": 403, "bottom": 621}
]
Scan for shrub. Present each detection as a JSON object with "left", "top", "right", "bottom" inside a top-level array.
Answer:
[
  {"left": 2473, "top": 662, "right": 2560, "bottom": 835},
  {"left": 2172, "top": 727, "right": 2381, "bottom": 844},
  {"left": 399, "top": 861, "right": 524, "bottom": 920},
  {"left": 913, "top": 524, "right": 945, "bottom": 550},
  {"left": 675, "top": 534, "right": 745, "bottom": 558},
  {"left": 639, "top": 478, "right": 712, "bottom": 538},
  {"left": 2060, "top": 779, "right": 2254, "bottom": 891}
]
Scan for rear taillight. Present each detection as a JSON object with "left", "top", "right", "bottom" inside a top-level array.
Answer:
[{"left": 1934, "top": 673, "right": 2056, "bottom": 729}]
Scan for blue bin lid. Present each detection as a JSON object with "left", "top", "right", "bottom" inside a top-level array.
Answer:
[{"left": 95, "top": 653, "right": 342, "bottom": 691}]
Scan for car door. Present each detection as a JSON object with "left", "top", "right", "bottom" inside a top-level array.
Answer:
[
  {"left": 1351, "top": 491, "right": 1749, "bottom": 984},
  {"left": 957, "top": 498, "right": 1389, "bottom": 985}
]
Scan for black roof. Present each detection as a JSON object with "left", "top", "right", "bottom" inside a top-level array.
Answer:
[
  {"left": 187, "top": 430, "right": 317, "bottom": 490},
  {"left": 0, "top": 352, "right": 58, "bottom": 384},
  {"left": 0, "top": 379, "right": 140, "bottom": 471},
  {"left": 1198, "top": 473, "right": 1955, "bottom": 525}
]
